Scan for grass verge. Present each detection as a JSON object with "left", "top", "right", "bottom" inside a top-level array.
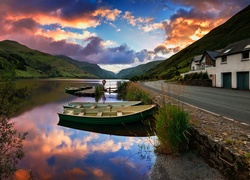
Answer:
[{"left": 154, "top": 104, "right": 191, "bottom": 154}]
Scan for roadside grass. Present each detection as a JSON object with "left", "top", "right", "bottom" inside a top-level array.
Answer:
[
  {"left": 152, "top": 82, "right": 191, "bottom": 154},
  {"left": 120, "top": 81, "right": 191, "bottom": 154},
  {"left": 124, "top": 82, "right": 152, "bottom": 105},
  {"left": 154, "top": 104, "right": 190, "bottom": 154}
]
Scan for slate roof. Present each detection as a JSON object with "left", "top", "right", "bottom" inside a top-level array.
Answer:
[
  {"left": 206, "top": 51, "right": 219, "bottom": 60},
  {"left": 192, "top": 54, "right": 202, "bottom": 62},
  {"left": 217, "top": 38, "right": 250, "bottom": 57}
]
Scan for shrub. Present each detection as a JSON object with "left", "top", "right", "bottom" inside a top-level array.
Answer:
[
  {"left": 94, "top": 85, "right": 104, "bottom": 101},
  {"left": 125, "top": 82, "right": 151, "bottom": 105},
  {"left": 117, "top": 81, "right": 128, "bottom": 93},
  {"left": 0, "top": 68, "right": 29, "bottom": 179},
  {"left": 183, "top": 72, "right": 209, "bottom": 81},
  {"left": 154, "top": 104, "right": 190, "bottom": 154}
]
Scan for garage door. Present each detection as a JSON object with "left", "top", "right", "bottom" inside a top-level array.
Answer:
[
  {"left": 237, "top": 72, "right": 249, "bottom": 90},
  {"left": 222, "top": 72, "right": 232, "bottom": 88}
]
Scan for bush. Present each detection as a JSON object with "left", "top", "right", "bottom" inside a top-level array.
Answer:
[
  {"left": 0, "top": 68, "right": 29, "bottom": 179},
  {"left": 154, "top": 104, "right": 190, "bottom": 154},
  {"left": 125, "top": 82, "right": 151, "bottom": 105},
  {"left": 183, "top": 72, "right": 209, "bottom": 80},
  {"left": 117, "top": 81, "right": 128, "bottom": 93},
  {"left": 94, "top": 85, "right": 104, "bottom": 101}
]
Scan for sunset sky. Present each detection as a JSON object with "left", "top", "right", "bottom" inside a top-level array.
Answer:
[{"left": 0, "top": 0, "right": 249, "bottom": 73}]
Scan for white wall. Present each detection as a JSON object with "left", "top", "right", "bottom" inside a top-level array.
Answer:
[{"left": 210, "top": 53, "right": 250, "bottom": 89}]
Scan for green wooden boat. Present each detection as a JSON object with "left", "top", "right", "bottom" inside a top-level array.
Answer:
[
  {"left": 66, "top": 101, "right": 141, "bottom": 109},
  {"left": 65, "top": 86, "right": 93, "bottom": 94},
  {"left": 65, "top": 86, "right": 81, "bottom": 94},
  {"left": 58, "top": 104, "right": 155, "bottom": 125}
]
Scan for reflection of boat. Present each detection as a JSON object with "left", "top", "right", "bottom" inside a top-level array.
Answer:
[
  {"left": 66, "top": 101, "right": 142, "bottom": 108},
  {"left": 58, "top": 119, "right": 155, "bottom": 137},
  {"left": 58, "top": 105, "right": 156, "bottom": 125},
  {"left": 65, "top": 86, "right": 93, "bottom": 94}
]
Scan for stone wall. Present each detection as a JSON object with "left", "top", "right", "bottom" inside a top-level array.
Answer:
[
  {"left": 179, "top": 79, "right": 212, "bottom": 86},
  {"left": 190, "top": 127, "right": 249, "bottom": 179},
  {"left": 144, "top": 84, "right": 250, "bottom": 179},
  {"left": 150, "top": 95, "right": 249, "bottom": 179}
]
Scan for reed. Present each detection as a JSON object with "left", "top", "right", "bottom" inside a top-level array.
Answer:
[
  {"left": 154, "top": 82, "right": 190, "bottom": 154},
  {"left": 155, "top": 104, "right": 190, "bottom": 154},
  {"left": 94, "top": 85, "right": 104, "bottom": 101},
  {"left": 125, "top": 82, "right": 151, "bottom": 105}
]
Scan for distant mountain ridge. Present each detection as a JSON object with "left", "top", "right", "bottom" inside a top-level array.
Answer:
[
  {"left": 55, "top": 55, "right": 117, "bottom": 79},
  {"left": 0, "top": 40, "right": 97, "bottom": 78},
  {"left": 0, "top": 39, "right": 163, "bottom": 79},
  {"left": 142, "top": 4, "right": 250, "bottom": 80},
  {"left": 117, "top": 60, "right": 163, "bottom": 79}
]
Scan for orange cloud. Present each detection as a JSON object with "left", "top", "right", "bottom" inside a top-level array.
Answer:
[
  {"left": 123, "top": 11, "right": 137, "bottom": 26},
  {"left": 36, "top": 28, "right": 97, "bottom": 42},
  {"left": 139, "top": 22, "right": 163, "bottom": 33},
  {"left": 163, "top": 16, "right": 228, "bottom": 50},
  {"left": 93, "top": 8, "right": 121, "bottom": 21}
]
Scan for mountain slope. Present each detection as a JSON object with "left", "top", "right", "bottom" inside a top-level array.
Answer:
[
  {"left": 0, "top": 40, "right": 97, "bottom": 78},
  {"left": 144, "top": 4, "right": 250, "bottom": 80},
  {"left": 117, "top": 60, "right": 163, "bottom": 78},
  {"left": 55, "top": 55, "right": 117, "bottom": 79}
]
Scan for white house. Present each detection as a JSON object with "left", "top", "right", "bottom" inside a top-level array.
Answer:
[
  {"left": 210, "top": 38, "right": 250, "bottom": 90},
  {"left": 182, "top": 38, "right": 250, "bottom": 90},
  {"left": 182, "top": 50, "right": 219, "bottom": 85},
  {"left": 190, "top": 54, "right": 203, "bottom": 71}
]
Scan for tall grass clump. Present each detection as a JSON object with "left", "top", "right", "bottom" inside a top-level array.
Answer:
[
  {"left": 95, "top": 85, "right": 104, "bottom": 101},
  {"left": 154, "top": 104, "right": 190, "bottom": 154},
  {"left": 117, "top": 81, "right": 128, "bottom": 93},
  {"left": 125, "top": 82, "right": 151, "bottom": 105}
]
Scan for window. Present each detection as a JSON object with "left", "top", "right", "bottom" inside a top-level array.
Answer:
[
  {"left": 242, "top": 51, "right": 249, "bottom": 60},
  {"left": 221, "top": 56, "right": 227, "bottom": 63}
]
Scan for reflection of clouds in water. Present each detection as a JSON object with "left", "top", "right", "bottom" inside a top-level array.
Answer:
[
  {"left": 110, "top": 156, "right": 136, "bottom": 169},
  {"left": 13, "top": 102, "right": 154, "bottom": 179}
]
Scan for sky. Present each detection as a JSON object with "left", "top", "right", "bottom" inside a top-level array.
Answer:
[{"left": 0, "top": 0, "right": 249, "bottom": 73}]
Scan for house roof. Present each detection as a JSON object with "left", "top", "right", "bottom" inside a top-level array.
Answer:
[
  {"left": 192, "top": 54, "right": 202, "bottom": 62},
  {"left": 206, "top": 51, "right": 219, "bottom": 60},
  {"left": 217, "top": 38, "right": 250, "bottom": 57}
]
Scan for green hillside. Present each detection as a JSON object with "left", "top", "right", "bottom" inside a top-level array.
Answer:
[
  {"left": 117, "top": 60, "right": 163, "bottom": 79},
  {"left": 0, "top": 40, "right": 97, "bottom": 78},
  {"left": 143, "top": 4, "right": 250, "bottom": 80},
  {"left": 55, "top": 55, "right": 116, "bottom": 79}
]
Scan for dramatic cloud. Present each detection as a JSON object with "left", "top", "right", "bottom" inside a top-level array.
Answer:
[
  {"left": 123, "top": 11, "right": 163, "bottom": 33},
  {"left": 161, "top": 0, "right": 250, "bottom": 49},
  {"left": 0, "top": 0, "right": 248, "bottom": 72},
  {"left": 154, "top": 45, "right": 171, "bottom": 54}
]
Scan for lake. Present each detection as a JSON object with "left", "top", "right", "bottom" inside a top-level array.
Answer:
[{"left": 12, "top": 79, "right": 156, "bottom": 180}]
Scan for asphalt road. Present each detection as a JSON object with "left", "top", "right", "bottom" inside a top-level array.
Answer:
[{"left": 142, "top": 81, "right": 250, "bottom": 125}]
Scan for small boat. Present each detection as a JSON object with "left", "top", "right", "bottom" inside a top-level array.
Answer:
[
  {"left": 58, "top": 104, "right": 155, "bottom": 125},
  {"left": 65, "top": 86, "right": 81, "bottom": 94},
  {"left": 65, "top": 86, "right": 93, "bottom": 94},
  {"left": 66, "top": 101, "right": 141, "bottom": 109}
]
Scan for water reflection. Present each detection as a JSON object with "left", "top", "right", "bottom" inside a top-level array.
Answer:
[
  {"left": 58, "top": 120, "right": 155, "bottom": 137},
  {"left": 12, "top": 79, "right": 156, "bottom": 180}
]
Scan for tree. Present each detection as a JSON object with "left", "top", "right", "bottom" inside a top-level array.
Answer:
[{"left": 0, "top": 67, "right": 29, "bottom": 179}]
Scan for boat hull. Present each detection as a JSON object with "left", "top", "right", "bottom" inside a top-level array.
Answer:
[
  {"left": 58, "top": 120, "right": 155, "bottom": 137},
  {"left": 58, "top": 105, "right": 155, "bottom": 125}
]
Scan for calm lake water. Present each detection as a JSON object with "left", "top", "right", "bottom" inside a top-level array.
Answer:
[{"left": 12, "top": 79, "right": 156, "bottom": 180}]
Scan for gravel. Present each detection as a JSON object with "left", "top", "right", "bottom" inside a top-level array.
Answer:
[{"left": 149, "top": 152, "right": 226, "bottom": 180}]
